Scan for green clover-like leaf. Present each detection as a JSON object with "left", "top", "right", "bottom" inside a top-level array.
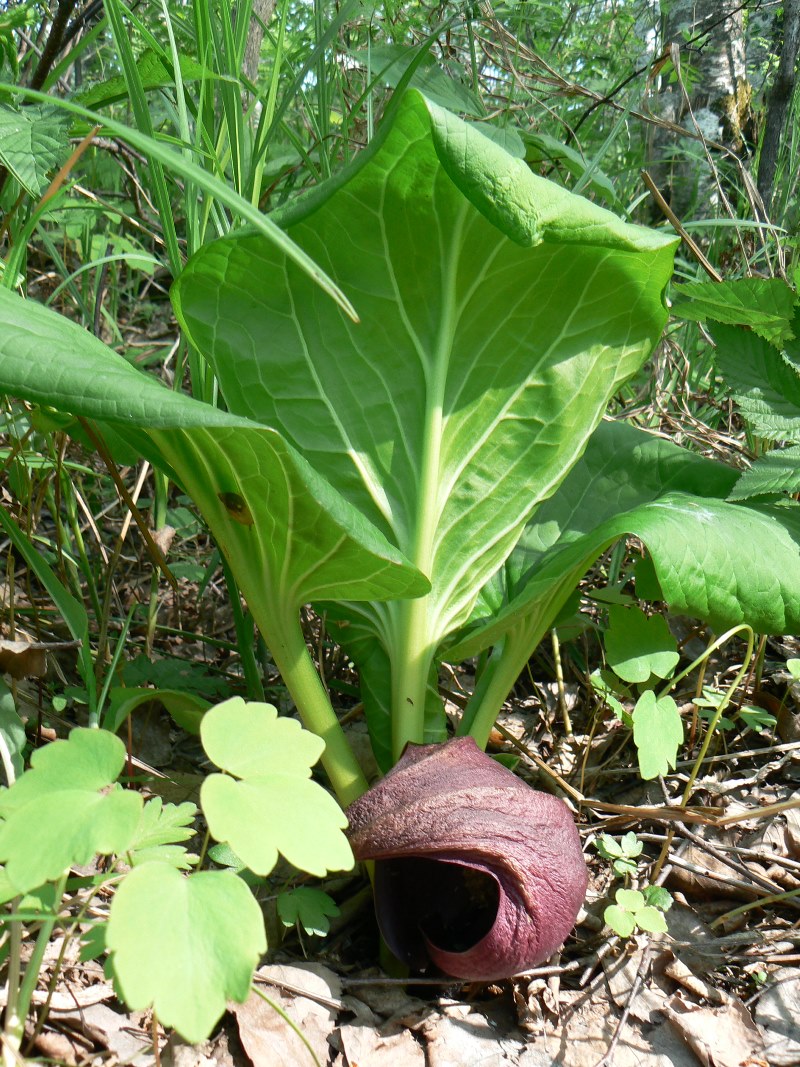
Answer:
[
  {"left": 277, "top": 886, "right": 340, "bottom": 937},
  {"left": 199, "top": 699, "right": 353, "bottom": 878},
  {"left": 605, "top": 606, "right": 679, "bottom": 684}
]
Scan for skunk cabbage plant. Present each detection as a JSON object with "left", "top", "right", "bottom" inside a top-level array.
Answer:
[
  {"left": 3, "top": 90, "right": 800, "bottom": 977},
  {"left": 346, "top": 737, "right": 588, "bottom": 979}
]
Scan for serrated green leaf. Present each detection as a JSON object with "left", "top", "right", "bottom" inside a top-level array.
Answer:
[
  {"left": 729, "top": 446, "right": 800, "bottom": 501},
  {"left": 672, "top": 278, "right": 797, "bottom": 345},
  {"left": 634, "top": 906, "right": 668, "bottom": 933},
  {"left": 604, "top": 904, "right": 636, "bottom": 938},
  {"left": 200, "top": 698, "right": 324, "bottom": 779},
  {"left": 277, "top": 886, "right": 340, "bottom": 937},
  {"left": 632, "top": 691, "right": 683, "bottom": 780},
  {"left": 605, "top": 606, "right": 679, "bottom": 684},
  {"left": 107, "top": 863, "right": 266, "bottom": 1043},
  {"left": 0, "top": 101, "right": 70, "bottom": 196},
  {"left": 201, "top": 773, "right": 352, "bottom": 878},
  {"left": 125, "top": 798, "right": 197, "bottom": 870},
  {"left": 712, "top": 324, "right": 800, "bottom": 441}
]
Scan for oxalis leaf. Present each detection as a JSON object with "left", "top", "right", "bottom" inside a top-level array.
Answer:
[
  {"left": 199, "top": 698, "right": 353, "bottom": 877},
  {"left": 107, "top": 862, "right": 266, "bottom": 1044},
  {"left": 0, "top": 729, "right": 141, "bottom": 893},
  {"left": 173, "top": 88, "right": 677, "bottom": 766}
]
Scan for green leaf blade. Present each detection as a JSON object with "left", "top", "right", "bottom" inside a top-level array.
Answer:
[
  {"left": 632, "top": 691, "right": 683, "bottom": 780},
  {"left": 107, "top": 863, "right": 266, "bottom": 1043}
]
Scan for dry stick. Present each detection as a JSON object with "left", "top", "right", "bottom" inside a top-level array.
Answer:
[
  {"left": 77, "top": 420, "right": 178, "bottom": 592},
  {"left": 592, "top": 943, "right": 654, "bottom": 1067},
  {"left": 640, "top": 169, "right": 722, "bottom": 282},
  {"left": 491, "top": 722, "right": 717, "bottom": 825},
  {"left": 674, "top": 815, "right": 800, "bottom": 909}
]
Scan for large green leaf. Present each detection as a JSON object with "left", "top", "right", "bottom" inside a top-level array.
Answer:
[
  {"left": 173, "top": 89, "right": 677, "bottom": 761},
  {"left": 0, "top": 287, "right": 427, "bottom": 616},
  {"left": 449, "top": 421, "right": 800, "bottom": 742}
]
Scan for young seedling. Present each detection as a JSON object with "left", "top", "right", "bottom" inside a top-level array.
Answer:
[
  {"left": 604, "top": 886, "right": 672, "bottom": 938},
  {"left": 596, "top": 831, "right": 643, "bottom": 879}
]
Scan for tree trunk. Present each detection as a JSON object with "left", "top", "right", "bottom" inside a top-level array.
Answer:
[
  {"left": 648, "top": 0, "right": 753, "bottom": 218},
  {"left": 757, "top": 0, "right": 800, "bottom": 213},
  {"left": 242, "top": 0, "right": 277, "bottom": 87}
]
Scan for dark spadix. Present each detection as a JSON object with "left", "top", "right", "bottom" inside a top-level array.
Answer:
[{"left": 346, "top": 737, "right": 587, "bottom": 980}]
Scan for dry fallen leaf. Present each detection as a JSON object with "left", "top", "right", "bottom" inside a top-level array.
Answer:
[
  {"left": 0, "top": 638, "right": 79, "bottom": 680},
  {"left": 754, "top": 967, "right": 800, "bottom": 1067},
  {"left": 664, "top": 992, "right": 765, "bottom": 1067},
  {"left": 336, "top": 1022, "right": 426, "bottom": 1066},
  {"left": 232, "top": 963, "right": 341, "bottom": 1067}
]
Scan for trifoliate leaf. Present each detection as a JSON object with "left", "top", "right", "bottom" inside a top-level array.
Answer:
[
  {"left": 277, "top": 886, "right": 340, "bottom": 937},
  {"left": 199, "top": 699, "right": 353, "bottom": 878},
  {"left": 633, "top": 691, "right": 683, "bottom": 780},
  {"left": 605, "top": 606, "right": 679, "bottom": 684},
  {"left": 107, "top": 862, "right": 266, "bottom": 1044}
]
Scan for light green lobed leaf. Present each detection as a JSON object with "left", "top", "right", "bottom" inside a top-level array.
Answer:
[
  {"left": 277, "top": 886, "right": 340, "bottom": 937},
  {"left": 0, "top": 789, "right": 142, "bottom": 892},
  {"left": 632, "top": 691, "right": 683, "bottom": 781},
  {"left": 604, "top": 605, "right": 679, "bottom": 684},
  {"left": 107, "top": 862, "right": 266, "bottom": 1044},
  {"left": 199, "top": 700, "right": 354, "bottom": 877}
]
